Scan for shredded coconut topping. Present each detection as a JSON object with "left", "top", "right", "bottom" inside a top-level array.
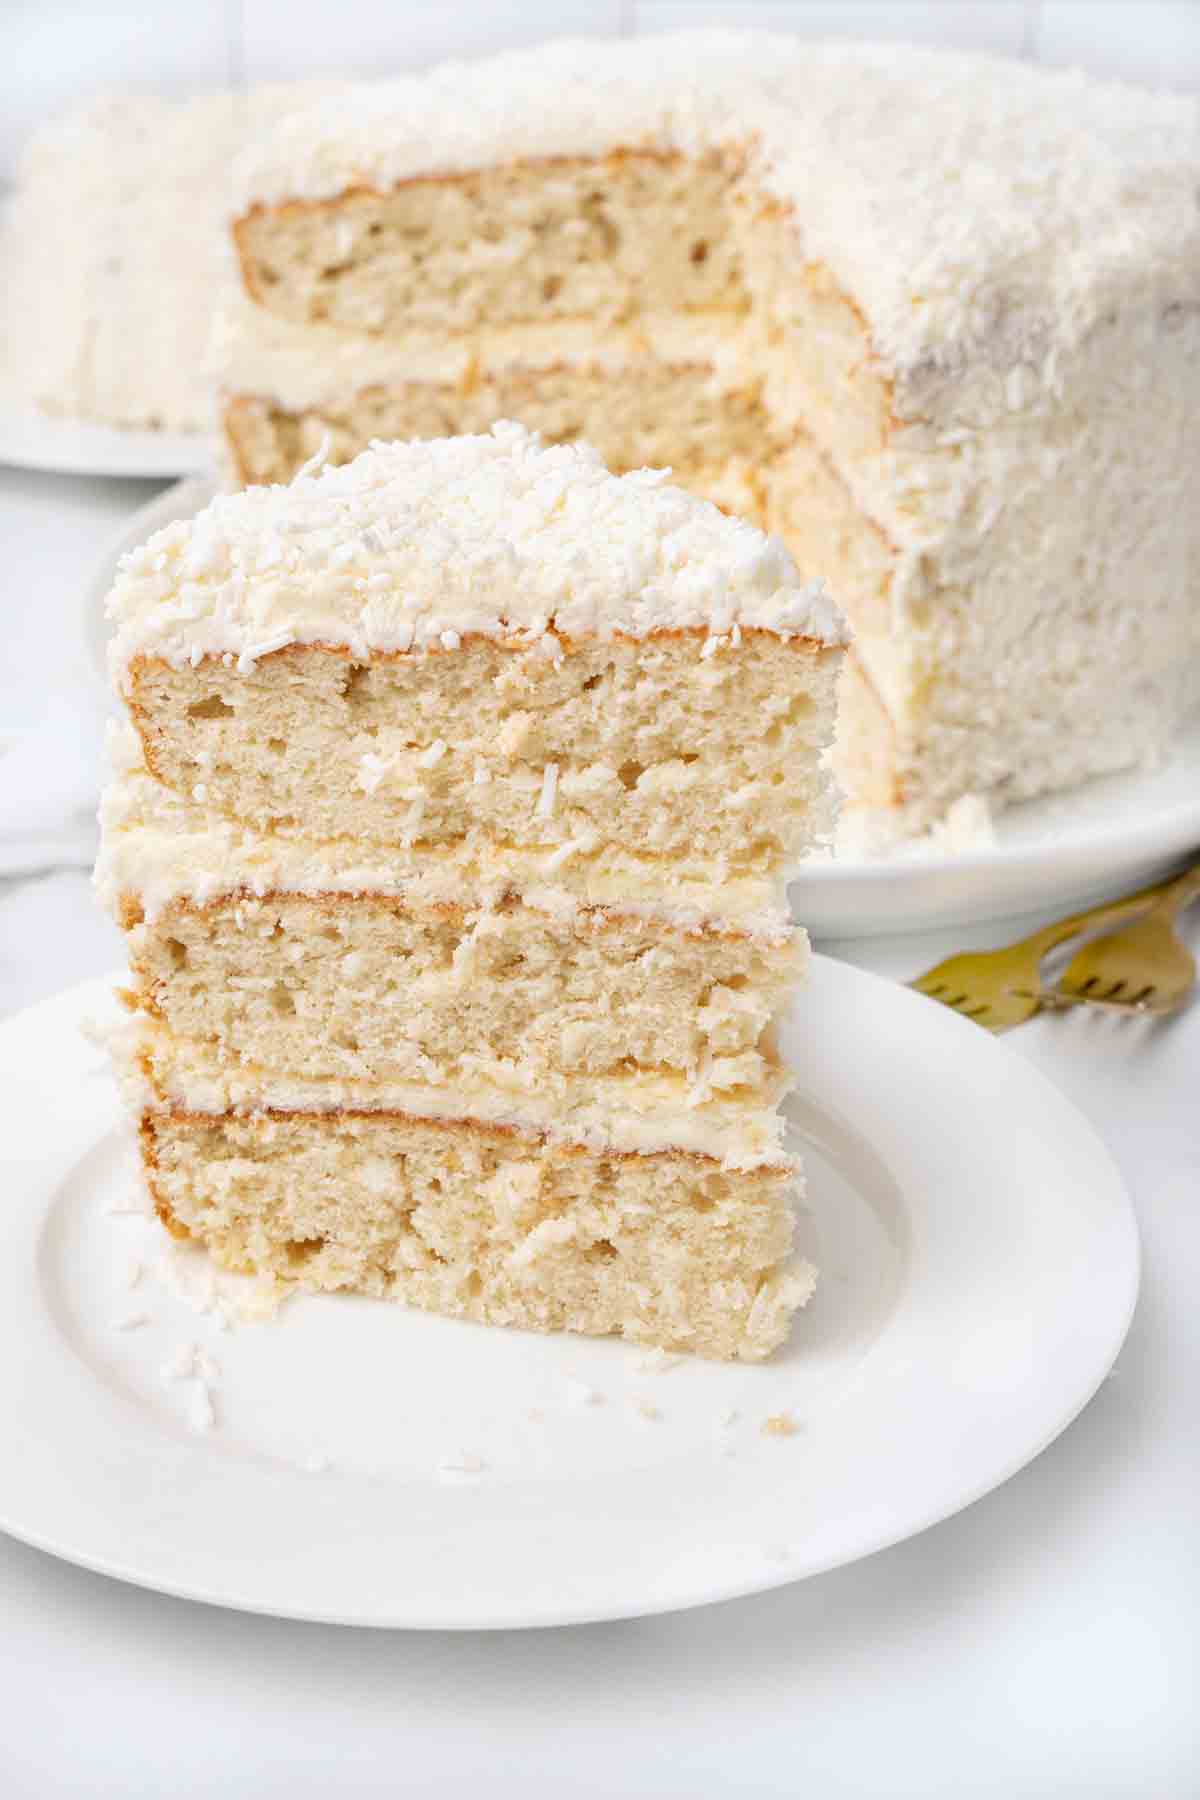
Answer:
[{"left": 107, "top": 422, "right": 843, "bottom": 679}]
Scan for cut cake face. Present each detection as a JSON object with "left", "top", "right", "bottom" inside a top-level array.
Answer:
[{"left": 99, "top": 425, "right": 846, "bottom": 1360}]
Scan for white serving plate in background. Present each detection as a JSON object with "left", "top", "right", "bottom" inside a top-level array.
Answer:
[
  {"left": 0, "top": 405, "right": 213, "bottom": 480},
  {"left": 85, "top": 478, "right": 1200, "bottom": 939},
  {"left": 0, "top": 960, "right": 1137, "bottom": 1629}
]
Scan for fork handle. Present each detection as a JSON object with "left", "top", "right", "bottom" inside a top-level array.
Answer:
[
  {"left": 1021, "top": 857, "right": 1200, "bottom": 959},
  {"left": 1147, "top": 861, "right": 1200, "bottom": 919}
]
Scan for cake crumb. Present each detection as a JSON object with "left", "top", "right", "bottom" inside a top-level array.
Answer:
[
  {"left": 633, "top": 1396, "right": 662, "bottom": 1422},
  {"left": 78, "top": 1014, "right": 115, "bottom": 1069},
  {"left": 437, "top": 1452, "right": 486, "bottom": 1482},
  {"left": 160, "top": 1342, "right": 198, "bottom": 1385},
  {"left": 526, "top": 1408, "right": 545, "bottom": 1424},
  {"left": 79, "top": 1013, "right": 111, "bottom": 1051},
  {"left": 762, "top": 1412, "right": 800, "bottom": 1438},
  {"left": 564, "top": 1379, "right": 604, "bottom": 1409},
  {"left": 634, "top": 1348, "right": 682, "bottom": 1375},
  {"left": 106, "top": 1192, "right": 150, "bottom": 1218},
  {"left": 126, "top": 1257, "right": 144, "bottom": 1290},
  {"left": 188, "top": 1382, "right": 215, "bottom": 1434}
]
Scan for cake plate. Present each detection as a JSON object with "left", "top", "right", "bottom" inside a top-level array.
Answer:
[
  {"left": 0, "top": 959, "right": 1137, "bottom": 1629},
  {"left": 0, "top": 404, "right": 213, "bottom": 480}
]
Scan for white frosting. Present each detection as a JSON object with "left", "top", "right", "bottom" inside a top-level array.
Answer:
[
  {"left": 107, "top": 421, "right": 845, "bottom": 678},
  {"left": 1, "top": 84, "right": 340, "bottom": 432},
  {"left": 214, "top": 291, "right": 757, "bottom": 415},
  {"left": 96, "top": 740, "right": 794, "bottom": 939},
  {"left": 233, "top": 33, "right": 1200, "bottom": 383},
  {"left": 124, "top": 1016, "right": 795, "bottom": 1172}
]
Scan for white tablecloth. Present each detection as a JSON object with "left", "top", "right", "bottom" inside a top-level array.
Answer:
[{"left": 1, "top": 464, "right": 1196, "bottom": 1799}]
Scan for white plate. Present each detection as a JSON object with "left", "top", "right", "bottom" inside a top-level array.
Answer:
[
  {"left": 0, "top": 404, "right": 213, "bottom": 480},
  {"left": 83, "top": 478, "right": 1200, "bottom": 938},
  {"left": 0, "top": 961, "right": 1137, "bottom": 1630}
]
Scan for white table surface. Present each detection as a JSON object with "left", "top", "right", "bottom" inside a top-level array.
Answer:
[{"left": 0, "top": 463, "right": 1197, "bottom": 1799}]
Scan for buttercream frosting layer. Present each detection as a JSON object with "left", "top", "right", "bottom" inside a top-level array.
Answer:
[{"left": 119, "top": 1016, "right": 796, "bottom": 1171}]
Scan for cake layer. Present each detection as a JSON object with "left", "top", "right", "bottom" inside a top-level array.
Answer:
[
  {"left": 127, "top": 630, "right": 839, "bottom": 866},
  {"left": 223, "top": 356, "right": 772, "bottom": 493},
  {"left": 234, "top": 150, "right": 748, "bottom": 337},
  {"left": 121, "top": 886, "right": 804, "bottom": 1088},
  {"left": 139, "top": 1107, "right": 812, "bottom": 1361},
  {"left": 121, "top": 1016, "right": 793, "bottom": 1169}
]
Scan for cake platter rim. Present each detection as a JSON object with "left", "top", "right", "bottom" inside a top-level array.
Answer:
[
  {"left": 0, "top": 959, "right": 1137, "bottom": 1630},
  {"left": 0, "top": 400, "right": 214, "bottom": 480},
  {"left": 84, "top": 476, "right": 1200, "bottom": 937}
]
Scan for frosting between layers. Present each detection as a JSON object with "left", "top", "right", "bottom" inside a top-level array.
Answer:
[
  {"left": 232, "top": 33, "right": 1200, "bottom": 381},
  {"left": 107, "top": 422, "right": 845, "bottom": 679},
  {"left": 96, "top": 738, "right": 795, "bottom": 938},
  {"left": 119, "top": 1016, "right": 796, "bottom": 1171},
  {"left": 214, "top": 294, "right": 764, "bottom": 414}
]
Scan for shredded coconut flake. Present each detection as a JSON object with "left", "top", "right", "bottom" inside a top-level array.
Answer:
[
  {"left": 536, "top": 762, "right": 559, "bottom": 819},
  {"left": 294, "top": 432, "right": 332, "bottom": 481}
]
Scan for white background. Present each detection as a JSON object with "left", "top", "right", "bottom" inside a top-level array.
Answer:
[{"left": 2, "top": 3, "right": 1200, "bottom": 1795}]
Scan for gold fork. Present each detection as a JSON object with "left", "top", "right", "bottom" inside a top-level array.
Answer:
[
  {"left": 910, "top": 865, "right": 1198, "bottom": 1032},
  {"left": 1046, "top": 863, "right": 1200, "bottom": 1016}
]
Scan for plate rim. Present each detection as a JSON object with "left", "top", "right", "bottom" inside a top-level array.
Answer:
[
  {"left": 0, "top": 962, "right": 1139, "bottom": 1630},
  {"left": 0, "top": 401, "right": 213, "bottom": 480}
]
